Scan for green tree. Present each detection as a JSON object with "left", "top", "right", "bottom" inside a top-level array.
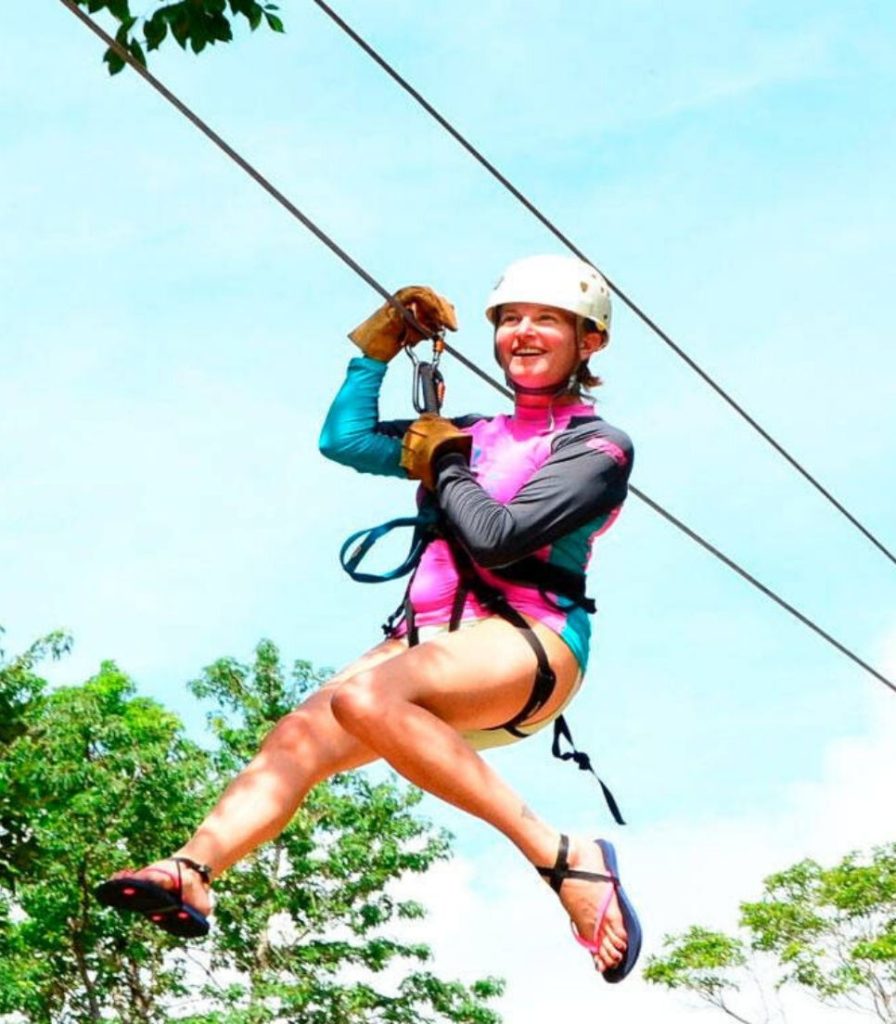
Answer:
[
  {"left": 0, "top": 627, "right": 72, "bottom": 887},
  {"left": 742, "top": 849, "right": 896, "bottom": 1023},
  {"left": 72, "top": 0, "right": 285, "bottom": 75},
  {"left": 0, "top": 632, "right": 503, "bottom": 1023},
  {"left": 0, "top": 635, "right": 212, "bottom": 1020},
  {"left": 644, "top": 846, "right": 896, "bottom": 1024},
  {"left": 643, "top": 925, "right": 783, "bottom": 1024}
]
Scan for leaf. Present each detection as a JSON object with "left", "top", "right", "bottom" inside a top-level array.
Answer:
[
  {"left": 105, "top": 0, "right": 133, "bottom": 22},
  {"left": 103, "top": 46, "right": 126, "bottom": 75},
  {"left": 128, "top": 37, "right": 147, "bottom": 68},
  {"left": 209, "top": 12, "right": 233, "bottom": 43},
  {"left": 144, "top": 13, "right": 168, "bottom": 51},
  {"left": 247, "top": 2, "right": 263, "bottom": 31},
  {"left": 264, "top": 10, "right": 284, "bottom": 33},
  {"left": 169, "top": 12, "right": 190, "bottom": 49}
]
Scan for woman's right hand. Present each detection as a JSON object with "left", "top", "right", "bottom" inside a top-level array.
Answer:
[{"left": 348, "top": 285, "right": 457, "bottom": 362}]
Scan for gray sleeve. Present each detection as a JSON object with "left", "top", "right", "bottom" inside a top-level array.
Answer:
[{"left": 434, "top": 420, "right": 633, "bottom": 568}]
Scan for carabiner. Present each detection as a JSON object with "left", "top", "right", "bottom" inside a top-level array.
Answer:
[{"left": 405, "top": 333, "right": 446, "bottom": 414}]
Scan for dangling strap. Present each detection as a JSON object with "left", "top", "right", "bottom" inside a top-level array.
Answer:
[{"left": 552, "top": 716, "right": 626, "bottom": 825}]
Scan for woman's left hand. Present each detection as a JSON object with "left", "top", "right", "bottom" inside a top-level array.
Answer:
[{"left": 400, "top": 415, "right": 472, "bottom": 490}]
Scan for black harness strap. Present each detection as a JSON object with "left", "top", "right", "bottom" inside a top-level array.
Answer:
[
  {"left": 440, "top": 538, "right": 626, "bottom": 824},
  {"left": 353, "top": 510, "right": 626, "bottom": 823},
  {"left": 490, "top": 556, "right": 596, "bottom": 614},
  {"left": 479, "top": 595, "right": 557, "bottom": 735},
  {"left": 448, "top": 576, "right": 468, "bottom": 632},
  {"left": 445, "top": 538, "right": 558, "bottom": 732},
  {"left": 403, "top": 594, "right": 419, "bottom": 647}
]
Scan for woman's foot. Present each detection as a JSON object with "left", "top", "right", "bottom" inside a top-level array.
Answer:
[
  {"left": 109, "top": 857, "right": 213, "bottom": 918},
  {"left": 95, "top": 856, "right": 214, "bottom": 938},
  {"left": 538, "top": 834, "right": 628, "bottom": 974}
]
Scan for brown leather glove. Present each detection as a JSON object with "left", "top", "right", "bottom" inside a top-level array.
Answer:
[
  {"left": 400, "top": 414, "right": 472, "bottom": 490},
  {"left": 348, "top": 285, "right": 458, "bottom": 363}
]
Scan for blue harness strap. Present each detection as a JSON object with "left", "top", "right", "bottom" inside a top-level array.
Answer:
[{"left": 339, "top": 508, "right": 438, "bottom": 583}]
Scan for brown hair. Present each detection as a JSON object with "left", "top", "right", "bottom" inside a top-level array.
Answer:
[
  {"left": 575, "top": 362, "right": 603, "bottom": 390},
  {"left": 575, "top": 321, "right": 606, "bottom": 390}
]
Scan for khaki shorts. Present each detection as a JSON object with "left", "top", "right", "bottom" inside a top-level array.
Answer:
[{"left": 414, "top": 619, "right": 584, "bottom": 752}]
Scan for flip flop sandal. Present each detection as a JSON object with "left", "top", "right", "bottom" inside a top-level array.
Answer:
[
  {"left": 538, "top": 834, "right": 642, "bottom": 983},
  {"left": 94, "top": 856, "right": 212, "bottom": 939}
]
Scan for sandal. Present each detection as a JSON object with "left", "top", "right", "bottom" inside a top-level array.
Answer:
[
  {"left": 94, "top": 856, "right": 212, "bottom": 939},
  {"left": 538, "top": 834, "right": 642, "bottom": 983}
]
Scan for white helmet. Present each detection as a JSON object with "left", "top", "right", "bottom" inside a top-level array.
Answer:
[{"left": 484, "top": 254, "right": 612, "bottom": 336}]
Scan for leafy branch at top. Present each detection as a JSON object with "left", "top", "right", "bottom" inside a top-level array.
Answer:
[{"left": 73, "top": 0, "right": 285, "bottom": 75}]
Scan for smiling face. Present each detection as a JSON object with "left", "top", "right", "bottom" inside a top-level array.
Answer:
[{"left": 494, "top": 302, "right": 606, "bottom": 394}]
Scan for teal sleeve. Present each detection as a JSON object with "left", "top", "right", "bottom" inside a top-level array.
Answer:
[{"left": 318, "top": 357, "right": 409, "bottom": 478}]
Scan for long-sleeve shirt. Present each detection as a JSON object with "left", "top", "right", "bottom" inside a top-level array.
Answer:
[{"left": 319, "top": 356, "right": 633, "bottom": 668}]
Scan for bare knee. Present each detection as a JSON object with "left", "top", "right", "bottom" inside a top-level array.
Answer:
[
  {"left": 259, "top": 707, "right": 317, "bottom": 760},
  {"left": 252, "top": 699, "right": 358, "bottom": 789},
  {"left": 329, "top": 676, "right": 385, "bottom": 735},
  {"left": 260, "top": 690, "right": 345, "bottom": 762}
]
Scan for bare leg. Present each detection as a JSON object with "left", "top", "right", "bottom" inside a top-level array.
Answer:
[
  {"left": 114, "top": 638, "right": 406, "bottom": 915},
  {"left": 328, "top": 617, "right": 629, "bottom": 972},
  {"left": 110, "top": 619, "right": 627, "bottom": 971}
]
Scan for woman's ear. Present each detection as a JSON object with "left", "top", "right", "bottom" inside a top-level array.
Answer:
[{"left": 579, "top": 328, "right": 608, "bottom": 359}]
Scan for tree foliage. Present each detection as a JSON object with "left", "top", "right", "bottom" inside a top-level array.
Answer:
[
  {"left": 742, "top": 850, "right": 896, "bottom": 1021},
  {"left": 0, "top": 631, "right": 503, "bottom": 1023},
  {"left": 643, "top": 926, "right": 781, "bottom": 1024},
  {"left": 644, "top": 846, "right": 896, "bottom": 1024},
  {"left": 72, "top": 0, "right": 285, "bottom": 75},
  {"left": 0, "top": 627, "right": 74, "bottom": 887}
]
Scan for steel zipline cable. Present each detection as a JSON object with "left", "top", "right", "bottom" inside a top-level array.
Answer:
[
  {"left": 310, "top": 0, "right": 896, "bottom": 572},
  {"left": 57, "top": 0, "right": 896, "bottom": 696}
]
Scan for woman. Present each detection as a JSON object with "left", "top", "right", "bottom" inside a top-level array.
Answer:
[{"left": 95, "top": 254, "right": 640, "bottom": 981}]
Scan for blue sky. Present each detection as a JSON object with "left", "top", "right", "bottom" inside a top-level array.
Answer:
[{"left": 3, "top": 2, "right": 895, "bottom": 1018}]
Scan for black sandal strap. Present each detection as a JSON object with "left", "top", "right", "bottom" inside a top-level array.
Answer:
[
  {"left": 536, "top": 834, "right": 619, "bottom": 893},
  {"left": 561, "top": 868, "right": 617, "bottom": 886},
  {"left": 172, "top": 856, "right": 212, "bottom": 886},
  {"left": 537, "top": 833, "right": 571, "bottom": 893}
]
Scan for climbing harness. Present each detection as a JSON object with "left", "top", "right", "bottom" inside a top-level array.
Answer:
[{"left": 339, "top": 497, "right": 625, "bottom": 825}]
